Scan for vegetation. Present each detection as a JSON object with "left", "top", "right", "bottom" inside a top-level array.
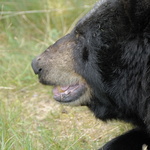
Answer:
[{"left": 0, "top": 0, "right": 131, "bottom": 149}]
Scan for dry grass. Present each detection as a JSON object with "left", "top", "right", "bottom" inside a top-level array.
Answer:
[{"left": 0, "top": 84, "right": 131, "bottom": 149}]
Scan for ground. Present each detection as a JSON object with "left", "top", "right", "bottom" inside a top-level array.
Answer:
[{"left": 0, "top": 83, "right": 131, "bottom": 149}]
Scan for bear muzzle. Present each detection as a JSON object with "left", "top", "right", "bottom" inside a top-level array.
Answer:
[{"left": 31, "top": 57, "right": 42, "bottom": 75}]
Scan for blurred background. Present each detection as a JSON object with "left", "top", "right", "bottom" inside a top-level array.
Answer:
[{"left": 0, "top": 0, "right": 131, "bottom": 149}]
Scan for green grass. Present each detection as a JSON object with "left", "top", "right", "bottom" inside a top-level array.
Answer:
[{"left": 0, "top": 0, "right": 132, "bottom": 149}]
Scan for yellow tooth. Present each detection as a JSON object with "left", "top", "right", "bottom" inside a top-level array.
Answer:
[{"left": 58, "top": 86, "right": 65, "bottom": 92}]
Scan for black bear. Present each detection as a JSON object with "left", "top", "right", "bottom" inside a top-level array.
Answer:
[{"left": 31, "top": 0, "right": 150, "bottom": 149}]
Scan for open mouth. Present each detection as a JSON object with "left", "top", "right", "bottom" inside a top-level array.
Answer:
[{"left": 52, "top": 83, "right": 87, "bottom": 103}]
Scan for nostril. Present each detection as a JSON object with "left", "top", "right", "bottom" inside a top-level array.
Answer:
[{"left": 38, "top": 68, "right": 42, "bottom": 73}]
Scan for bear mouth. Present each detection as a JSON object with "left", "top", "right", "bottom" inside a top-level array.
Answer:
[{"left": 52, "top": 83, "right": 87, "bottom": 103}]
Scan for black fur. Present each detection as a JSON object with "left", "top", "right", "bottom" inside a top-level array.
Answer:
[
  {"left": 73, "top": 0, "right": 150, "bottom": 149},
  {"left": 98, "top": 128, "right": 150, "bottom": 150}
]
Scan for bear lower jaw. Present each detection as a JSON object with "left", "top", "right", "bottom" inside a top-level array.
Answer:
[{"left": 52, "top": 83, "right": 87, "bottom": 104}]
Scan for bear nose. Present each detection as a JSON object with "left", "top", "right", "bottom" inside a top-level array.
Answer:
[{"left": 31, "top": 58, "right": 42, "bottom": 75}]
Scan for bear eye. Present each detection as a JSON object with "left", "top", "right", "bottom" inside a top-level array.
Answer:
[
  {"left": 76, "top": 33, "right": 80, "bottom": 39},
  {"left": 82, "top": 47, "right": 89, "bottom": 61},
  {"left": 75, "top": 30, "right": 80, "bottom": 39}
]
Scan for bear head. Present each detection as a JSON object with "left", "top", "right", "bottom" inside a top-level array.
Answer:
[{"left": 32, "top": 0, "right": 150, "bottom": 108}]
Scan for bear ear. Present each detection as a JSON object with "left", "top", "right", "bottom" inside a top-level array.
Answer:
[{"left": 122, "top": 0, "right": 150, "bottom": 29}]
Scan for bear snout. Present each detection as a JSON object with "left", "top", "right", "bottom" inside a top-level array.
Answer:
[{"left": 31, "top": 57, "right": 42, "bottom": 75}]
